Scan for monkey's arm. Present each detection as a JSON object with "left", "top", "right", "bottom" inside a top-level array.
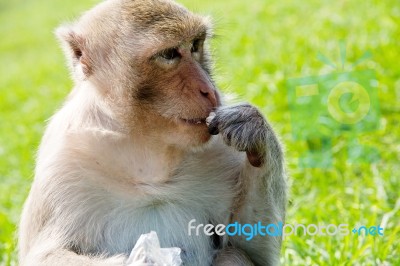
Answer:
[
  {"left": 208, "top": 104, "right": 287, "bottom": 266},
  {"left": 21, "top": 244, "right": 127, "bottom": 266},
  {"left": 19, "top": 190, "right": 129, "bottom": 266}
]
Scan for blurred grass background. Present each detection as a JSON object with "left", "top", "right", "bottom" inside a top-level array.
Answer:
[{"left": 0, "top": 0, "right": 399, "bottom": 265}]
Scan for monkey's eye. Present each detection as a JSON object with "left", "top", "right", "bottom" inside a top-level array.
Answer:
[
  {"left": 191, "top": 38, "right": 202, "bottom": 53},
  {"left": 159, "top": 48, "right": 181, "bottom": 60}
]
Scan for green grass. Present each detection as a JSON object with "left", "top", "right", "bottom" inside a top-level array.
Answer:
[{"left": 1, "top": 0, "right": 399, "bottom": 265}]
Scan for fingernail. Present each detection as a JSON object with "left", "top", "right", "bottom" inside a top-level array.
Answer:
[{"left": 206, "top": 112, "right": 216, "bottom": 126}]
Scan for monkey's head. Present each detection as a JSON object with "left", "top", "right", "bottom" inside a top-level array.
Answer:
[{"left": 57, "top": 0, "right": 220, "bottom": 149}]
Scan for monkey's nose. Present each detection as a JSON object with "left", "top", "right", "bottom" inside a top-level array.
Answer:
[{"left": 199, "top": 86, "right": 218, "bottom": 107}]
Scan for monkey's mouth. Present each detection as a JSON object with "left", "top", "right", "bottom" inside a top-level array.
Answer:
[{"left": 179, "top": 118, "right": 207, "bottom": 125}]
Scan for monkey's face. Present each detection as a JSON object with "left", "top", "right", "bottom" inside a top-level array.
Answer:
[
  {"left": 131, "top": 35, "right": 220, "bottom": 148},
  {"left": 121, "top": 3, "right": 221, "bottom": 148}
]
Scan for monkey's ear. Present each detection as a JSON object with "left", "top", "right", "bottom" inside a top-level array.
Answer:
[{"left": 55, "top": 25, "right": 92, "bottom": 78}]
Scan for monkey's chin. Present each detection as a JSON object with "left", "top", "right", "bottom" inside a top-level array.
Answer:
[{"left": 172, "top": 121, "right": 211, "bottom": 148}]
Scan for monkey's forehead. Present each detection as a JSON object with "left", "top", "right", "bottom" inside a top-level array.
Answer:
[{"left": 121, "top": 0, "right": 211, "bottom": 40}]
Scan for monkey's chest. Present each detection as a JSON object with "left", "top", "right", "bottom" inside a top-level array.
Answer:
[{"left": 95, "top": 173, "right": 238, "bottom": 265}]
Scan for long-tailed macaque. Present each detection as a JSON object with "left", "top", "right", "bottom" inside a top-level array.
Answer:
[{"left": 18, "top": 0, "right": 287, "bottom": 265}]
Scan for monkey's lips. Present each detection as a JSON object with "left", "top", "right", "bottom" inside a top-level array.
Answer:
[{"left": 179, "top": 117, "right": 207, "bottom": 125}]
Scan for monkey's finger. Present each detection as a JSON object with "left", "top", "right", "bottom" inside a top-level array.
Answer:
[
  {"left": 246, "top": 150, "right": 264, "bottom": 168},
  {"left": 205, "top": 112, "right": 216, "bottom": 126},
  {"left": 222, "top": 131, "right": 232, "bottom": 146},
  {"left": 207, "top": 112, "right": 220, "bottom": 135},
  {"left": 208, "top": 122, "right": 219, "bottom": 135}
]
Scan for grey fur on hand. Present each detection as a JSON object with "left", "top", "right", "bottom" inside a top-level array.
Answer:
[{"left": 207, "top": 104, "right": 267, "bottom": 167}]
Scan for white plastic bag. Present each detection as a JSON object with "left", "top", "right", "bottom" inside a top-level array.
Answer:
[{"left": 126, "top": 231, "right": 182, "bottom": 266}]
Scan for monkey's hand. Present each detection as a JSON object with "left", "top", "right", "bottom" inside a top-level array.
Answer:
[{"left": 206, "top": 104, "right": 268, "bottom": 167}]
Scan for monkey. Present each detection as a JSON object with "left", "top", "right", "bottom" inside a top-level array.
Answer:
[{"left": 18, "top": 0, "right": 287, "bottom": 265}]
